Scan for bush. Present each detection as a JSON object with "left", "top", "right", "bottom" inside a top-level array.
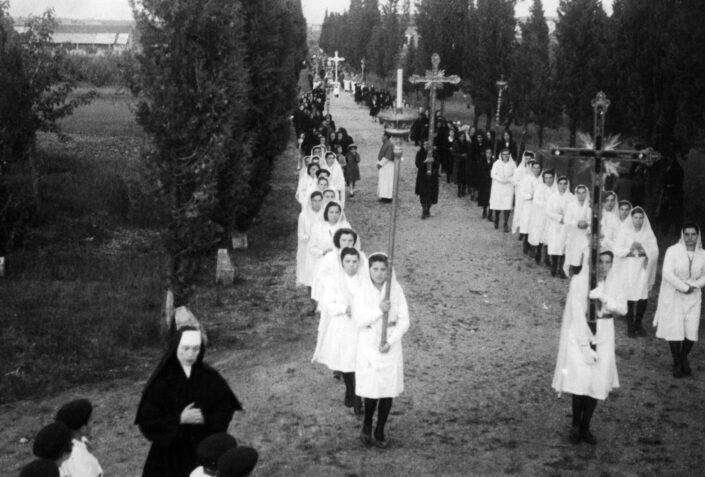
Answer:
[{"left": 65, "top": 53, "right": 137, "bottom": 87}]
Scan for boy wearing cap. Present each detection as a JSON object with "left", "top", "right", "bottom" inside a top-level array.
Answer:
[
  {"left": 190, "top": 433, "right": 237, "bottom": 477},
  {"left": 55, "top": 399, "right": 103, "bottom": 477},
  {"left": 32, "top": 421, "right": 73, "bottom": 473}
]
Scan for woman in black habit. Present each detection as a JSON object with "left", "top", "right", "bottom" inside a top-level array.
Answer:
[{"left": 135, "top": 327, "right": 242, "bottom": 477}]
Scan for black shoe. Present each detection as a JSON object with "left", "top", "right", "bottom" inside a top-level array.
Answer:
[
  {"left": 568, "top": 426, "right": 581, "bottom": 444},
  {"left": 635, "top": 323, "right": 647, "bottom": 337},
  {"left": 482, "top": 210, "right": 487, "bottom": 219},
  {"left": 333, "top": 371, "right": 342, "bottom": 381},
  {"left": 344, "top": 394, "right": 354, "bottom": 408},
  {"left": 682, "top": 357, "right": 692, "bottom": 376},
  {"left": 374, "top": 430, "right": 389, "bottom": 449},
  {"left": 359, "top": 431, "right": 372, "bottom": 446},
  {"left": 503, "top": 224, "right": 510, "bottom": 233},
  {"left": 673, "top": 363, "right": 684, "bottom": 378},
  {"left": 580, "top": 428, "right": 597, "bottom": 445},
  {"left": 494, "top": 222, "right": 499, "bottom": 230}
]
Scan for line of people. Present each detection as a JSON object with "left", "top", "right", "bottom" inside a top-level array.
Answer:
[{"left": 294, "top": 104, "right": 410, "bottom": 450}]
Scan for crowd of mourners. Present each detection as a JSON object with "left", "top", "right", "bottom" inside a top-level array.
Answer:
[{"left": 294, "top": 85, "right": 409, "bottom": 450}]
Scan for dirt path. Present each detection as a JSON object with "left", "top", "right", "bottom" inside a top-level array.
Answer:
[{"left": 3, "top": 91, "right": 704, "bottom": 476}]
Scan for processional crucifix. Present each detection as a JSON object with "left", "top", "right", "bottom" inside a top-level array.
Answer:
[
  {"left": 409, "top": 53, "right": 461, "bottom": 174},
  {"left": 546, "top": 91, "right": 659, "bottom": 321},
  {"left": 361, "top": 58, "right": 366, "bottom": 83},
  {"left": 329, "top": 50, "right": 345, "bottom": 84}
]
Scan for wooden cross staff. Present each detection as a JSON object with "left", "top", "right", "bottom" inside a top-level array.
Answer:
[
  {"left": 545, "top": 91, "right": 660, "bottom": 321},
  {"left": 361, "top": 58, "right": 366, "bottom": 83},
  {"left": 409, "top": 53, "right": 461, "bottom": 173}
]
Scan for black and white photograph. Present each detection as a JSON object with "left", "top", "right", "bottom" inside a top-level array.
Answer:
[{"left": 2, "top": 0, "right": 705, "bottom": 475}]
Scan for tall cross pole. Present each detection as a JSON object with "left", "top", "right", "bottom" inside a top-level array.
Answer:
[
  {"left": 546, "top": 91, "right": 660, "bottom": 322},
  {"left": 492, "top": 75, "right": 509, "bottom": 157},
  {"left": 409, "top": 53, "right": 461, "bottom": 174},
  {"left": 361, "top": 58, "right": 366, "bottom": 83},
  {"left": 330, "top": 50, "right": 345, "bottom": 84},
  {"left": 376, "top": 74, "right": 416, "bottom": 349}
]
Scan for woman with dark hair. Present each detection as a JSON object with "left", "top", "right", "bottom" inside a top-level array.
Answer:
[
  {"left": 136, "top": 327, "right": 242, "bottom": 477},
  {"left": 354, "top": 253, "right": 410, "bottom": 449},
  {"left": 553, "top": 249, "right": 625, "bottom": 445},
  {"left": 337, "top": 128, "right": 353, "bottom": 154},
  {"left": 477, "top": 147, "right": 494, "bottom": 219},
  {"left": 498, "top": 130, "right": 518, "bottom": 163},
  {"left": 452, "top": 128, "right": 471, "bottom": 198},
  {"left": 297, "top": 191, "right": 323, "bottom": 290},
  {"left": 653, "top": 223, "right": 705, "bottom": 377}
]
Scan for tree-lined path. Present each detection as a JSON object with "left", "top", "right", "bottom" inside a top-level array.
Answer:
[{"left": 2, "top": 90, "right": 704, "bottom": 476}]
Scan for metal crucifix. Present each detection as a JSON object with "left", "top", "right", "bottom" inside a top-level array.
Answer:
[
  {"left": 410, "top": 53, "right": 461, "bottom": 174},
  {"left": 545, "top": 91, "right": 660, "bottom": 319}
]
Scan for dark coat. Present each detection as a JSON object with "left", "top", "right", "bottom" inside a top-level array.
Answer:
[
  {"left": 415, "top": 147, "right": 440, "bottom": 204},
  {"left": 409, "top": 115, "right": 429, "bottom": 145},
  {"left": 477, "top": 154, "right": 494, "bottom": 207},
  {"left": 452, "top": 137, "right": 471, "bottom": 185},
  {"left": 136, "top": 328, "right": 242, "bottom": 477}
]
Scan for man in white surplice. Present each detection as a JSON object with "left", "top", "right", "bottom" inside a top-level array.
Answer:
[{"left": 377, "top": 132, "right": 395, "bottom": 202}]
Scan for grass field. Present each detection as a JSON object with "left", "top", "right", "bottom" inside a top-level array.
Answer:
[{"left": 0, "top": 88, "right": 167, "bottom": 402}]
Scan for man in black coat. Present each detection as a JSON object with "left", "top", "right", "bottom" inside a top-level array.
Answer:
[
  {"left": 415, "top": 141, "right": 440, "bottom": 219},
  {"left": 409, "top": 108, "right": 429, "bottom": 146}
]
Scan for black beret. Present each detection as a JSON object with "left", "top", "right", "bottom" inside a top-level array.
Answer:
[
  {"left": 20, "top": 459, "right": 59, "bottom": 477},
  {"left": 197, "top": 433, "right": 238, "bottom": 468},
  {"left": 217, "top": 446, "right": 259, "bottom": 477},
  {"left": 32, "top": 422, "right": 72, "bottom": 460},
  {"left": 55, "top": 399, "right": 92, "bottom": 430}
]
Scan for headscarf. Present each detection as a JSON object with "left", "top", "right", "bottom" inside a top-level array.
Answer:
[
  {"left": 622, "top": 206, "right": 659, "bottom": 290},
  {"left": 357, "top": 252, "right": 404, "bottom": 319}
]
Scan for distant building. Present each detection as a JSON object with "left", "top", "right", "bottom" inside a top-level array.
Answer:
[{"left": 14, "top": 19, "right": 135, "bottom": 55}]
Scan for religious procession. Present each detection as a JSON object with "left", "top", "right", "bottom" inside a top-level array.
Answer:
[{"left": 5, "top": 0, "right": 705, "bottom": 476}]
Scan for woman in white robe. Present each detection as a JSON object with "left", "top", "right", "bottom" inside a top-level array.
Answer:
[
  {"left": 377, "top": 133, "right": 395, "bottom": 201},
  {"left": 321, "top": 151, "right": 346, "bottom": 207},
  {"left": 308, "top": 201, "right": 351, "bottom": 307},
  {"left": 545, "top": 176, "right": 573, "bottom": 278},
  {"left": 563, "top": 185, "right": 591, "bottom": 276},
  {"left": 517, "top": 161, "right": 540, "bottom": 251},
  {"left": 552, "top": 249, "right": 626, "bottom": 445},
  {"left": 511, "top": 152, "right": 530, "bottom": 233},
  {"left": 296, "top": 191, "right": 323, "bottom": 288},
  {"left": 600, "top": 191, "right": 620, "bottom": 250},
  {"left": 528, "top": 169, "right": 557, "bottom": 265},
  {"left": 354, "top": 253, "right": 410, "bottom": 449},
  {"left": 489, "top": 148, "right": 517, "bottom": 232},
  {"left": 296, "top": 162, "right": 319, "bottom": 206},
  {"left": 653, "top": 224, "right": 705, "bottom": 377},
  {"left": 613, "top": 206, "right": 659, "bottom": 337},
  {"left": 312, "top": 247, "right": 366, "bottom": 414},
  {"left": 311, "top": 226, "right": 361, "bottom": 305}
]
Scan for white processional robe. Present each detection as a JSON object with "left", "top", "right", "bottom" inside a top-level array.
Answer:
[
  {"left": 353, "top": 275, "right": 409, "bottom": 399},
  {"left": 313, "top": 272, "right": 363, "bottom": 372},
  {"left": 60, "top": 438, "right": 103, "bottom": 477},
  {"left": 511, "top": 161, "right": 529, "bottom": 232},
  {"left": 377, "top": 158, "right": 395, "bottom": 199},
  {"left": 296, "top": 204, "right": 322, "bottom": 287},
  {"left": 308, "top": 218, "right": 351, "bottom": 300},
  {"left": 545, "top": 190, "right": 574, "bottom": 256},
  {"left": 654, "top": 238, "right": 705, "bottom": 341},
  {"left": 489, "top": 159, "right": 517, "bottom": 211},
  {"left": 528, "top": 182, "right": 553, "bottom": 246},
  {"left": 563, "top": 198, "right": 592, "bottom": 270},
  {"left": 613, "top": 213, "right": 659, "bottom": 301},
  {"left": 600, "top": 207, "right": 621, "bottom": 251},
  {"left": 552, "top": 252, "right": 625, "bottom": 401},
  {"left": 321, "top": 160, "right": 346, "bottom": 207},
  {"left": 517, "top": 174, "right": 538, "bottom": 234}
]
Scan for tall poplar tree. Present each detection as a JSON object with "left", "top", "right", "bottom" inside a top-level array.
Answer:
[{"left": 553, "top": 0, "right": 608, "bottom": 146}]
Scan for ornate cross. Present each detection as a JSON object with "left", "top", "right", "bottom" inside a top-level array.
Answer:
[
  {"left": 545, "top": 92, "right": 660, "bottom": 321},
  {"left": 329, "top": 50, "right": 345, "bottom": 84},
  {"left": 409, "top": 53, "right": 461, "bottom": 173}
]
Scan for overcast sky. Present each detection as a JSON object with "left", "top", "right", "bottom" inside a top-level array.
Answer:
[{"left": 9, "top": 0, "right": 613, "bottom": 23}]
